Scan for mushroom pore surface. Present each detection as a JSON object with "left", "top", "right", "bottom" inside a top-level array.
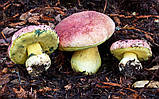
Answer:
[{"left": 8, "top": 25, "right": 59, "bottom": 64}]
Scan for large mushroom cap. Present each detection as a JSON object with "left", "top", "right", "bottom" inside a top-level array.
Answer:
[
  {"left": 110, "top": 39, "right": 152, "bottom": 61},
  {"left": 8, "top": 25, "right": 59, "bottom": 64},
  {"left": 55, "top": 11, "right": 115, "bottom": 51}
]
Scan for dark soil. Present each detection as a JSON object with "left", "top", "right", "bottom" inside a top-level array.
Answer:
[{"left": 0, "top": 0, "right": 159, "bottom": 98}]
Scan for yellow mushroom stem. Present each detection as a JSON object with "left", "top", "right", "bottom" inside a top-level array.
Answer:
[
  {"left": 123, "top": 52, "right": 138, "bottom": 60},
  {"left": 119, "top": 52, "right": 142, "bottom": 71},
  {"left": 71, "top": 47, "right": 101, "bottom": 75},
  {"left": 25, "top": 42, "right": 51, "bottom": 77},
  {"left": 27, "top": 42, "right": 43, "bottom": 56}
]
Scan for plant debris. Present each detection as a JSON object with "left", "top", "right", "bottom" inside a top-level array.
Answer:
[{"left": 1, "top": 0, "right": 159, "bottom": 98}]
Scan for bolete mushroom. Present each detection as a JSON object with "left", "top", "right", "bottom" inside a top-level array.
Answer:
[
  {"left": 110, "top": 39, "right": 152, "bottom": 76},
  {"left": 55, "top": 11, "right": 115, "bottom": 74},
  {"left": 8, "top": 25, "right": 59, "bottom": 76}
]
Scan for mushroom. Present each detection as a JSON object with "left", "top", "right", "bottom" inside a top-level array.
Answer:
[
  {"left": 8, "top": 25, "right": 59, "bottom": 76},
  {"left": 110, "top": 39, "right": 152, "bottom": 76},
  {"left": 55, "top": 11, "right": 115, "bottom": 74}
]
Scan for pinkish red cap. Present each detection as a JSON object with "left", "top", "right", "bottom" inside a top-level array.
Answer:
[
  {"left": 110, "top": 39, "right": 151, "bottom": 51},
  {"left": 55, "top": 11, "right": 115, "bottom": 51},
  {"left": 110, "top": 39, "right": 152, "bottom": 61}
]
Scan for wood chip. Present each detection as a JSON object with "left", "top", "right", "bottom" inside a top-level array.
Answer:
[
  {"left": 2, "top": 68, "right": 8, "bottom": 73},
  {"left": 20, "top": 12, "right": 32, "bottom": 21},
  {"left": 132, "top": 80, "right": 159, "bottom": 88},
  {"left": 146, "top": 65, "right": 159, "bottom": 70},
  {"left": 64, "top": 84, "right": 72, "bottom": 90}
]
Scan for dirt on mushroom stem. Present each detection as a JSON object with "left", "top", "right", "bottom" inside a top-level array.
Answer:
[{"left": 0, "top": 0, "right": 159, "bottom": 98}]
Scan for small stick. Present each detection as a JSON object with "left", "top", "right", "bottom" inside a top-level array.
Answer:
[
  {"left": 78, "top": 0, "right": 82, "bottom": 6},
  {"left": 55, "top": 0, "right": 60, "bottom": 6},
  {"left": 105, "top": 77, "right": 110, "bottom": 82},
  {"left": 0, "top": 32, "right": 8, "bottom": 43},
  {"left": 103, "top": 0, "right": 107, "bottom": 13},
  {"left": 125, "top": 88, "right": 138, "bottom": 93},
  {"left": 119, "top": 91, "right": 127, "bottom": 96},
  {"left": 96, "top": 84, "right": 110, "bottom": 89},
  {"left": 109, "top": 14, "right": 159, "bottom": 19},
  {"left": 100, "top": 81, "right": 122, "bottom": 87}
]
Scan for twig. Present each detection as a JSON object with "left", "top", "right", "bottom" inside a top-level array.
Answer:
[
  {"left": 121, "top": 25, "right": 159, "bottom": 46},
  {"left": 55, "top": 0, "right": 60, "bottom": 6},
  {"left": 78, "top": 0, "right": 82, "bottom": 6},
  {"left": 0, "top": 0, "right": 14, "bottom": 8},
  {"left": 125, "top": 88, "right": 138, "bottom": 93},
  {"left": 100, "top": 81, "right": 122, "bottom": 87},
  {"left": 3, "top": 4, "right": 11, "bottom": 10},
  {"left": 0, "top": 32, "right": 8, "bottom": 43},
  {"left": 119, "top": 91, "right": 127, "bottom": 96},
  {"left": 0, "top": 14, "right": 20, "bottom": 26},
  {"left": 121, "top": 25, "right": 153, "bottom": 35},
  {"left": 109, "top": 14, "right": 159, "bottom": 19},
  {"left": 103, "top": 0, "right": 107, "bottom": 13},
  {"left": 105, "top": 77, "right": 110, "bottom": 82},
  {"left": 96, "top": 84, "right": 110, "bottom": 89}
]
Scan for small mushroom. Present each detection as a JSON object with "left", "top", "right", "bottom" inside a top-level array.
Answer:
[
  {"left": 55, "top": 11, "right": 115, "bottom": 75},
  {"left": 110, "top": 39, "right": 152, "bottom": 76},
  {"left": 8, "top": 25, "right": 59, "bottom": 76}
]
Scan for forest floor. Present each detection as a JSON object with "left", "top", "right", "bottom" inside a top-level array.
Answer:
[{"left": 0, "top": 0, "right": 159, "bottom": 98}]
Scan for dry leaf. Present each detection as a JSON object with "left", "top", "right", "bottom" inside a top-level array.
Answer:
[
  {"left": 13, "top": 86, "right": 37, "bottom": 98},
  {"left": 13, "top": 86, "right": 28, "bottom": 98}
]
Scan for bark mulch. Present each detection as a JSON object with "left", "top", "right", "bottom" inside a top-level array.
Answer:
[{"left": 0, "top": 0, "right": 159, "bottom": 98}]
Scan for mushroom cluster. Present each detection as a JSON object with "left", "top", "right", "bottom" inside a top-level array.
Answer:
[
  {"left": 55, "top": 11, "right": 115, "bottom": 74},
  {"left": 8, "top": 25, "right": 59, "bottom": 77},
  {"left": 110, "top": 39, "right": 152, "bottom": 76}
]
